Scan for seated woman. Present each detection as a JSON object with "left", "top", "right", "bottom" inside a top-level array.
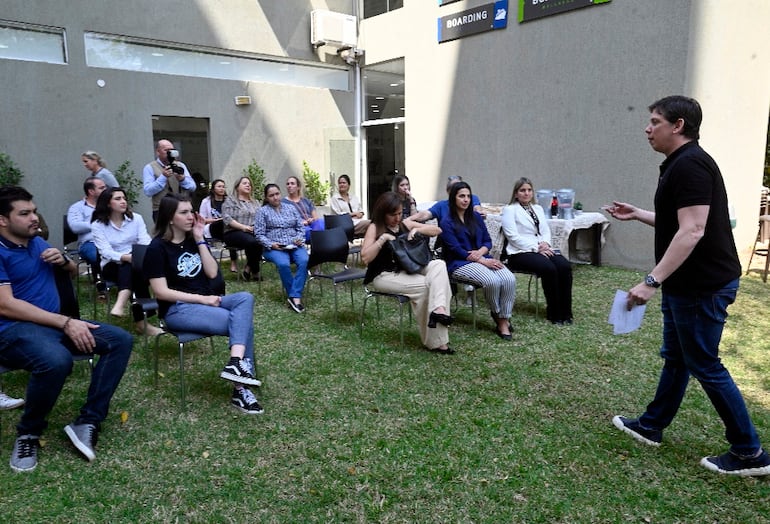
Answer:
[
  {"left": 361, "top": 191, "right": 454, "bottom": 354},
  {"left": 199, "top": 178, "right": 238, "bottom": 273},
  {"left": 91, "top": 187, "right": 162, "bottom": 336},
  {"left": 392, "top": 174, "right": 418, "bottom": 220},
  {"left": 283, "top": 176, "right": 324, "bottom": 243},
  {"left": 501, "top": 177, "right": 573, "bottom": 325},
  {"left": 439, "top": 181, "right": 516, "bottom": 340},
  {"left": 143, "top": 194, "right": 263, "bottom": 414},
  {"left": 222, "top": 176, "right": 263, "bottom": 281},
  {"left": 329, "top": 174, "right": 371, "bottom": 237},
  {"left": 255, "top": 184, "right": 309, "bottom": 314}
]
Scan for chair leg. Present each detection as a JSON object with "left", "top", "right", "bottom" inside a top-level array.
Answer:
[
  {"left": 470, "top": 288, "right": 477, "bottom": 330},
  {"left": 333, "top": 284, "right": 339, "bottom": 322},
  {"left": 153, "top": 334, "right": 161, "bottom": 386},
  {"left": 179, "top": 341, "right": 186, "bottom": 410},
  {"left": 359, "top": 294, "right": 369, "bottom": 338},
  {"left": 397, "top": 301, "right": 405, "bottom": 351},
  {"left": 763, "top": 249, "right": 769, "bottom": 283}
]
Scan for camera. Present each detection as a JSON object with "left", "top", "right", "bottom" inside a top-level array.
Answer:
[{"left": 166, "top": 149, "right": 184, "bottom": 175}]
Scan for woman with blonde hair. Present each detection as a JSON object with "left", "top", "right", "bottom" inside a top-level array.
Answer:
[
  {"left": 81, "top": 151, "right": 119, "bottom": 188},
  {"left": 222, "top": 176, "right": 263, "bottom": 281},
  {"left": 282, "top": 175, "right": 324, "bottom": 243},
  {"left": 501, "top": 177, "right": 573, "bottom": 325}
]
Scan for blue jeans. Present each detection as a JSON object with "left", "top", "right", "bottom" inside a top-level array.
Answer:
[
  {"left": 78, "top": 240, "right": 98, "bottom": 264},
  {"left": 163, "top": 292, "right": 255, "bottom": 362},
  {"left": 263, "top": 248, "right": 309, "bottom": 299},
  {"left": 0, "top": 321, "right": 133, "bottom": 436},
  {"left": 78, "top": 240, "right": 100, "bottom": 280},
  {"left": 639, "top": 278, "right": 761, "bottom": 456}
]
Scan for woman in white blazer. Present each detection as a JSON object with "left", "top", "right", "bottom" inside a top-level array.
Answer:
[{"left": 501, "top": 177, "right": 573, "bottom": 324}]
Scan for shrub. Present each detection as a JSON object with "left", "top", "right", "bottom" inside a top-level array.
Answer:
[
  {"left": 301, "top": 160, "right": 330, "bottom": 206},
  {"left": 243, "top": 159, "right": 266, "bottom": 199},
  {"left": 0, "top": 152, "right": 24, "bottom": 186},
  {"left": 113, "top": 160, "right": 142, "bottom": 206}
]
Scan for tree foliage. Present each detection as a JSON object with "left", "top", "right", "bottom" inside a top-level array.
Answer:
[
  {"left": 113, "top": 160, "right": 142, "bottom": 206},
  {"left": 0, "top": 152, "right": 24, "bottom": 186},
  {"left": 243, "top": 159, "right": 266, "bottom": 199},
  {"left": 301, "top": 160, "right": 330, "bottom": 206}
]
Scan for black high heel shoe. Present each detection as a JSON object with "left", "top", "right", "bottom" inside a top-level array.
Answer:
[{"left": 428, "top": 311, "right": 454, "bottom": 328}]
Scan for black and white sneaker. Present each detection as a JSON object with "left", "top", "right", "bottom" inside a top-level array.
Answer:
[
  {"left": 701, "top": 449, "right": 770, "bottom": 477},
  {"left": 220, "top": 358, "right": 261, "bottom": 386},
  {"left": 231, "top": 387, "right": 264, "bottom": 415},
  {"left": 287, "top": 298, "right": 304, "bottom": 313},
  {"left": 612, "top": 415, "right": 662, "bottom": 447}
]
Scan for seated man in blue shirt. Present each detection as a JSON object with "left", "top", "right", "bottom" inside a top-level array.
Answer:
[
  {"left": 66, "top": 176, "right": 107, "bottom": 280},
  {"left": 0, "top": 186, "right": 133, "bottom": 472},
  {"left": 409, "top": 175, "right": 484, "bottom": 224}
]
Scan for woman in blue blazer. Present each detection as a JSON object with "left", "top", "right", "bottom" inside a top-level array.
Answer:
[{"left": 439, "top": 182, "right": 517, "bottom": 340}]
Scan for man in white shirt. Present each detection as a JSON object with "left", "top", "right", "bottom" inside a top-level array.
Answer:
[{"left": 66, "top": 177, "right": 107, "bottom": 279}]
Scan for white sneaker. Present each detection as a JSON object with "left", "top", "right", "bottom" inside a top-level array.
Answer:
[{"left": 0, "top": 392, "right": 24, "bottom": 411}]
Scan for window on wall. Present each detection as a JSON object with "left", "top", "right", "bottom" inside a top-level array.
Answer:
[
  {"left": 363, "top": 0, "right": 404, "bottom": 19},
  {"left": 0, "top": 21, "right": 67, "bottom": 64},
  {"left": 362, "top": 59, "right": 404, "bottom": 122},
  {"left": 84, "top": 32, "right": 350, "bottom": 91}
]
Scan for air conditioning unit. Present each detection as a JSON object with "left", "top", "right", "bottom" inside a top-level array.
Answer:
[{"left": 310, "top": 10, "right": 357, "bottom": 49}]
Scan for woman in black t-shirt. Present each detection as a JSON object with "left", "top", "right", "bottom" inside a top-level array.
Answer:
[{"left": 143, "top": 194, "right": 264, "bottom": 415}]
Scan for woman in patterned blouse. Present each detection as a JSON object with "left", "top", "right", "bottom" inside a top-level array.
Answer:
[
  {"left": 222, "top": 176, "right": 263, "bottom": 281},
  {"left": 255, "top": 184, "right": 308, "bottom": 313}
]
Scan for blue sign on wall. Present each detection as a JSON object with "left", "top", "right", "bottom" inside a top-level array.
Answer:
[{"left": 438, "top": 0, "right": 509, "bottom": 43}]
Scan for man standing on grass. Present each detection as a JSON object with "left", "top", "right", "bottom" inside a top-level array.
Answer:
[
  {"left": 605, "top": 95, "right": 770, "bottom": 476},
  {"left": 0, "top": 186, "right": 133, "bottom": 472}
]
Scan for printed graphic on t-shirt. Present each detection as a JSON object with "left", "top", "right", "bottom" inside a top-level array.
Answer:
[{"left": 177, "top": 252, "right": 202, "bottom": 278}]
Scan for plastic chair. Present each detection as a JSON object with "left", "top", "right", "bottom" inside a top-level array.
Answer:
[
  {"left": 153, "top": 327, "right": 217, "bottom": 410},
  {"left": 448, "top": 277, "right": 482, "bottom": 329},
  {"left": 307, "top": 228, "right": 366, "bottom": 321},
  {"left": 1, "top": 266, "right": 94, "bottom": 441},
  {"left": 0, "top": 355, "right": 94, "bottom": 443},
  {"left": 324, "top": 214, "right": 361, "bottom": 263},
  {"left": 500, "top": 238, "right": 541, "bottom": 317},
  {"left": 131, "top": 244, "right": 160, "bottom": 350},
  {"left": 62, "top": 214, "right": 92, "bottom": 295},
  {"left": 747, "top": 215, "right": 770, "bottom": 283},
  {"left": 360, "top": 287, "right": 412, "bottom": 350}
]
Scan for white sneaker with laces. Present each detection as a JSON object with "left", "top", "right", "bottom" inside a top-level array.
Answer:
[{"left": 0, "top": 392, "right": 24, "bottom": 411}]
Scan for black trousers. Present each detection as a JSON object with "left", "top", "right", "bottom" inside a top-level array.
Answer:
[
  {"left": 506, "top": 252, "right": 573, "bottom": 322},
  {"left": 222, "top": 231, "right": 264, "bottom": 274}
]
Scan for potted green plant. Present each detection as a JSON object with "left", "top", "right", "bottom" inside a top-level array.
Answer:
[
  {"left": 243, "top": 159, "right": 266, "bottom": 199},
  {"left": 113, "top": 160, "right": 143, "bottom": 206},
  {"left": 0, "top": 152, "right": 24, "bottom": 186},
  {"left": 574, "top": 201, "right": 583, "bottom": 214},
  {"left": 301, "top": 160, "right": 330, "bottom": 206}
]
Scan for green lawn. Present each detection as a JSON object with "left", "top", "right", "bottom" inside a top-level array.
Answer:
[{"left": 1, "top": 263, "right": 768, "bottom": 523}]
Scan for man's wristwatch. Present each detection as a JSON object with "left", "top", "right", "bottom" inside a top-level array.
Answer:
[
  {"left": 644, "top": 273, "right": 661, "bottom": 288},
  {"left": 58, "top": 254, "right": 72, "bottom": 267}
]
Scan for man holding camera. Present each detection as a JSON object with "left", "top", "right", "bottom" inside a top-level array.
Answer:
[{"left": 142, "top": 139, "right": 196, "bottom": 222}]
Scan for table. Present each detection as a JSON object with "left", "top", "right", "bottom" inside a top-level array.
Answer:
[{"left": 484, "top": 211, "right": 610, "bottom": 266}]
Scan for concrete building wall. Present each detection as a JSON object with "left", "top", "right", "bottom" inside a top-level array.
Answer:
[
  {"left": 0, "top": 0, "right": 356, "bottom": 245},
  {"left": 360, "top": 0, "right": 770, "bottom": 269}
]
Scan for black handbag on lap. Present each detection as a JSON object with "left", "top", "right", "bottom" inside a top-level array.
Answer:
[{"left": 389, "top": 232, "right": 431, "bottom": 274}]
